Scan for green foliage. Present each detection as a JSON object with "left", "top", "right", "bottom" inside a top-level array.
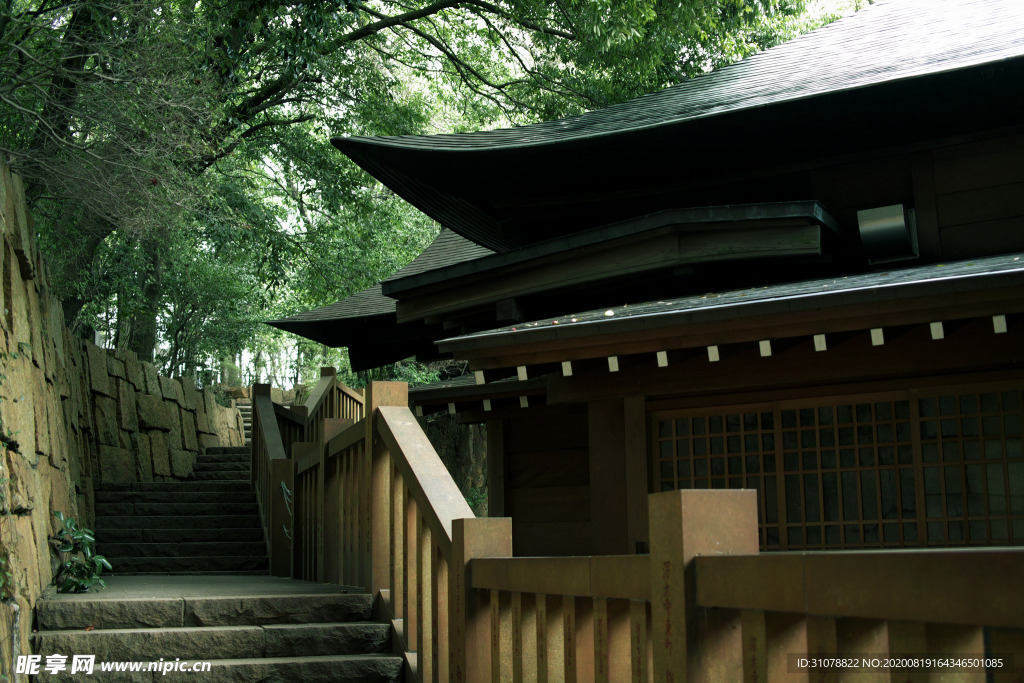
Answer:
[
  {"left": 49, "top": 511, "right": 111, "bottom": 594},
  {"left": 1, "top": 0, "right": 838, "bottom": 379}
]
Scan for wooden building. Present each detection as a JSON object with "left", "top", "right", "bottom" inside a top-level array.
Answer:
[{"left": 271, "top": 0, "right": 1024, "bottom": 559}]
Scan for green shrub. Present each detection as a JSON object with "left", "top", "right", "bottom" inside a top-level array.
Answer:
[{"left": 50, "top": 511, "right": 111, "bottom": 593}]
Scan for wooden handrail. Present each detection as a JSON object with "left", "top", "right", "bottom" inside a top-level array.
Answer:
[
  {"left": 695, "top": 548, "right": 1024, "bottom": 629},
  {"left": 376, "top": 405, "right": 473, "bottom": 557},
  {"left": 471, "top": 555, "right": 650, "bottom": 601},
  {"left": 303, "top": 370, "right": 336, "bottom": 423},
  {"left": 254, "top": 393, "right": 287, "bottom": 460},
  {"left": 273, "top": 401, "right": 304, "bottom": 425},
  {"left": 326, "top": 417, "right": 365, "bottom": 457},
  {"left": 251, "top": 386, "right": 294, "bottom": 578}
]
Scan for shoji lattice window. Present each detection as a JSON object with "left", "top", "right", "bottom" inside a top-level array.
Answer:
[{"left": 652, "top": 383, "right": 1024, "bottom": 551}]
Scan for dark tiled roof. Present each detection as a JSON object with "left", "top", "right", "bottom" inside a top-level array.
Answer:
[
  {"left": 336, "top": 0, "right": 1024, "bottom": 153},
  {"left": 332, "top": 0, "right": 1024, "bottom": 251},
  {"left": 439, "top": 254, "right": 1024, "bottom": 351},
  {"left": 269, "top": 230, "right": 492, "bottom": 324}
]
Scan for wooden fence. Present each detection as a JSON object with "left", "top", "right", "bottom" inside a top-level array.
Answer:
[{"left": 252, "top": 374, "right": 1024, "bottom": 682}]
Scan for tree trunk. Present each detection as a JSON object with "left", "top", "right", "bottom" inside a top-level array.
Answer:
[{"left": 128, "top": 239, "right": 163, "bottom": 363}]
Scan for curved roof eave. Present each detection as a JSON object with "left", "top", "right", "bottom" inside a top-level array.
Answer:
[{"left": 331, "top": 0, "right": 1024, "bottom": 253}]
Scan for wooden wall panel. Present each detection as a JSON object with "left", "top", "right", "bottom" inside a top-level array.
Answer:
[
  {"left": 503, "top": 407, "right": 591, "bottom": 555},
  {"left": 932, "top": 135, "right": 1024, "bottom": 195},
  {"left": 506, "top": 486, "right": 590, "bottom": 523},
  {"left": 936, "top": 182, "right": 1024, "bottom": 227},
  {"left": 933, "top": 135, "right": 1024, "bottom": 259},
  {"left": 506, "top": 449, "right": 589, "bottom": 488}
]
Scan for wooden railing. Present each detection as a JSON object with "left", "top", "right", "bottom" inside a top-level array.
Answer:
[
  {"left": 251, "top": 368, "right": 365, "bottom": 581},
  {"left": 250, "top": 384, "right": 293, "bottom": 577},
  {"left": 253, "top": 377, "right": 1024, "bottom": 682}
]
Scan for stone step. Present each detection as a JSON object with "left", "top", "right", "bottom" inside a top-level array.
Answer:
[
  {"left": 100, "top": 481, "right": 252, "bottom": 493},
  {"left": 95, "top": 501, "right": 258, "bottom": 517},
  {"left": 196, "top": 452, "right": 249, "bottom": 465},
  {"left": 204, "top": 446, "right": 249, "bottom": 455},
  {"left": 34, "top": 621, "right": 388, "bottom": 661},
  {"left": 191, "top": 471, "right": 251, "bottom": 481},
  {"left": 193, "top": 461, "right": 249, "bottom": 473},
  {"left": 162, "top": 654, "right": 403, "bottom": 683},
  {"left": 110, "top": 555, "right": 268, "bottom": 574},
  {"left": 38, "top": 592, "right": 374, "bottom": 630},
  {"left": 101, "top": 541, "right": 267, "bottom": 559},
  {"left": 95, "top": 514, "right": 261, "bottom": 531},
  {"left": 36, "top": 653, "right": 402, "bottom": 683},
  {"left": 98, "top": 527, "right": 265, "bottom": 544},
  {"left": 95, "top": 490, "right": 254, "bottom": 504}
]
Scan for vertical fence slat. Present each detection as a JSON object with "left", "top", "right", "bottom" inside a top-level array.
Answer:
[
  {"left": 536, "top": 593, "right": 549, "bottom": 683},
  {"left": 629, "top": 600, "right": 648, "bottom": 683},
  {"left": 563, "top": 595, "right": 577, "bottom": 683},
  {"left": 406, "top": 493, "right": 419, "bottom": 652},
  {"left": 741, "top": 610, "right": 766, "bottom": 683},
  {"left": 519, "top": 593, "right": 538, "bottom": 683},
  {"left": 392, "top": 468, "right": 406, "bottom": 620},
  {"left": 547, "top": 594, "right": 567, "bottom": 683},
  {"left": 434, "top": 548, "right": 449, "bottom": 683},
  {"left": 595, "top": 597, "right": 610, "bottom": 683},
  {"left": 420, "top": 520, "right": 434, "bottom": 683}
]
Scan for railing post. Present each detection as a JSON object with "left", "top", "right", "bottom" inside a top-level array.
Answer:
[
  {"left": 450, "top": 517, "right": 512, "bottom": 683},
  {"left": 648, "top": 490, "right": 759, "bottom": 682},
  {"left": 366, "top": 381, "right": 409, "bottom": 596}
]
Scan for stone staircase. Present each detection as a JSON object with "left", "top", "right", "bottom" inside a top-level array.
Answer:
[
  {"left": 236, "top": 398, "right": 252, "bottom": 443},
  {"left": 92, "top": 447, "right": 267, "bottom": 574},
  {"left": 33, "top": 576, "right": 403, "bottom": 682},
  {"left": 33, "top": 445, "right": 403, "bottom": 682}
]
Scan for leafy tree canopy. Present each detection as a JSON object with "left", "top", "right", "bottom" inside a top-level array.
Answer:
[{"left": 0, "top": 0, "right": 836, "bottom": 384}]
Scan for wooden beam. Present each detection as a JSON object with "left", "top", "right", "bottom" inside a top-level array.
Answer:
[
  {"left": 549, "top": 318, "right": 1024, "bottom": 405},
  {"left": 453, "top": 288, "right": 1024, "bottom": 371}
]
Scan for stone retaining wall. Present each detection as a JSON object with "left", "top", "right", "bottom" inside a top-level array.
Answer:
[{"left": 0, "top": 161, "right": 245, "bottom": 678}]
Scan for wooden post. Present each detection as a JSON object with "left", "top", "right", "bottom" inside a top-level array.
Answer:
[
  {"left": 487, "top": 420, "right": 505, "bottom": 517},
  {"left": 450, "top": 517, "right": 512, "bottom": 683},
  {"left": 367, "top": 381, "right": 408, "bottom": 596},
  {"left": 648, "top": 489, "right": 759, "bottom": 681},
  {"left": 269, "top": 458, "right": 294, "bottom": 578},
  {"left": 588, "top": 399, "right": 630, "bottom": 554}
]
